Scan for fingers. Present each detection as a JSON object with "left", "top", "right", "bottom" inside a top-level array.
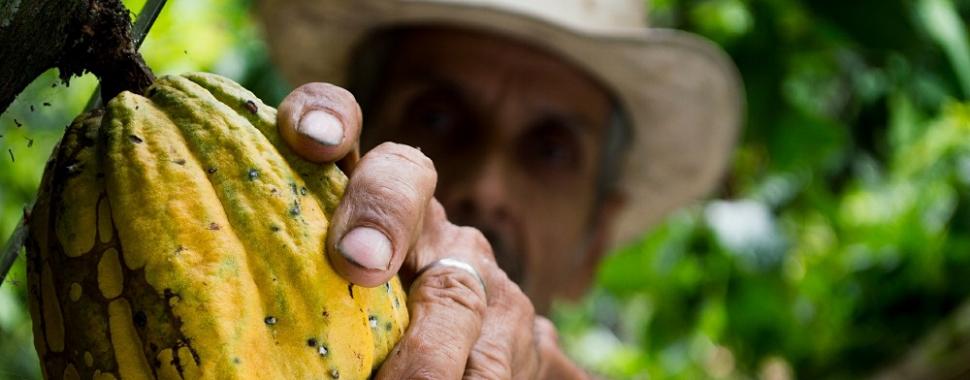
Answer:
[
  {"left": 277, "top": 82, "right": 362, "bottom": 163},
  {"left": 400, "top": 200, "right": 496, "bottom": 277},
  {"left": 534, "top": 317, "right": 559, "bottom": 347},
  {"left": 375, "top": 255, "right": 489, "bottom": 380},
  {"left": 326, "top": 142, "right": 438, "bottom": 287},
  {"left": 464, "top": 267, "right": 540, "bottom": 380},
  {"left": 376, "top": 220, "right": 490, "bottom": 379},
  {"left": 534, "top": 316, "right": 588, "bottom": 380},
  {"left": 371, "top": 199, "right": 566, "bottom": 379}
]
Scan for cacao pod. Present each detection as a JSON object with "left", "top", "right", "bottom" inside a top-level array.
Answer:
[{"left": 25, "top": 73, "right": 408, "bottom": 379}]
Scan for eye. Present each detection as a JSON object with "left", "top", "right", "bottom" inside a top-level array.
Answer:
[
  {"left": 519, "top": 117, "right": 583, "bottom": 174},
  {"left": 402, "top": 88, "right": 466, "bottom": 138}
]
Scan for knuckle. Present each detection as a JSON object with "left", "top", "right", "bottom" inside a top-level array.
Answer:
[
  {"left": 492, "top": 273, "right": 535, "bottom": 317},
  {"left": 452, "top": 226, "right": 496, "bottom": 261},
  {"left": 374, "top": 142, "right": 437, "bottom": 176},
  {"left": 468, "top": 343, "right": 513, "bottom": 378},
  {"left": 426, "top": 199, "right": 448, "bottom": 223},
  {"left": 412, "top": 266, "right": 487, "bottom": 317},
  {"left": 512, "top": 289, "right": 536, "bottom": 320},
  {"left": 349, "top": 151, "right": 437, "bottom": 215},
  {"left": 457, "top": 226, "right": 491, "bottom": 250},
  {"left": 535, "top": 317, "right": 557, "bottom": 338},
  {"left": 359, "top": 180, "right": 417, "bottom": 215},
  {"left": 464, "top": 358, "right": 510, "bottom": 380},
  {"left": 405, "top": 367, "right": 452, "bottom": 380}
]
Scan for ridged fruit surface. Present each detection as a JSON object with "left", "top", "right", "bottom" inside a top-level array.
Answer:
[{"left": 25, "top": 72, "right": 408, "bottom": 380}]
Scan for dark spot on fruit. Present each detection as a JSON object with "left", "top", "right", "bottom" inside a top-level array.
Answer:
[
  {"left": 270, "top": 187, "right": 278, "bottom": 194},
  {"left": 330, "top": 369, "right": 340, "bottom": 379},
  {"left": 264, "top": 316, "right": 277, "bottom": 325},
  {"left": 207, "top": 167, "right": 217, "bottom": 174},
  {"left": 270, "top": 225, "right": 280, "bottom": 232},
  {"left": 347, "top": 284, "right": 354, "bottom": 299},
  {"left": 385, "top": 322, "right": 392, "bottom": 331},
  {"left": 13, "top": 119, "right": 21, "bottom": 128},
  {"left": 208, "top": 222, "right": 220, "bottom": 231},
  {"left": 244, "top": 100, "right": 258, "bottom": 114},
  {"left": 174, "top": 245, "right": 186, "bottom": 255},
  {"left": 128, "top": 135, "right": 143, "bottom": 144},
  {"left": 29, "top": 105, "right": 34, "bottom": 112},
  {"left": 300, "top": 187, "right": 308, "bottom": 196},
  {"left": 7, "top": 149, "right": 14, "bottom": 162},
  {"left": 173, "top": 159, "right": 186, "bottom": 166},
  {"left": 25, "top": 137, "right": 33, "bottom": 148},
  {"left": 289, "top": 183, "right": 298, "bottom": 195},
  {"left": 43, "top": 102, "right": 51, "bottom": 107},
  {"left": 307, "top": 338, "right": 317, "bottom": 347},
  {"left": 133, "top": 310, "right": 147, "bottom": 328},
  {"left": 368, "top": 316, "right": 377, "bottom": 328},
  {"left": 322, "top": 310, "right": 330, "bottom": 318},
  {"left": 248, "top": 168, "right": 259, "bottom": 180},
  {"left": 289, "top": 201, "right": 300, "bottom": 216},
  {"left": 233, "top": 357, "right": 241, "bottom": 364}
]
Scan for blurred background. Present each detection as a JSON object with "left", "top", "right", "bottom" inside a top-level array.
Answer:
[{"left": 2, "top": 0, "right": 970, "bottom": 378}]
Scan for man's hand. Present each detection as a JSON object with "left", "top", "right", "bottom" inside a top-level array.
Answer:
[{"left": 278, "top": 83, "right": 587, "bottom": 379}]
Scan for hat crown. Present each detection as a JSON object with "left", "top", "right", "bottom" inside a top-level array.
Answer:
[{"left": 416, "top": 0, "right": 647, "bottom": 30}]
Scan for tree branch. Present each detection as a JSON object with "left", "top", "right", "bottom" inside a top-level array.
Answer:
[{"left": 0, "top": 0, "right": 153, "bottom": 114}]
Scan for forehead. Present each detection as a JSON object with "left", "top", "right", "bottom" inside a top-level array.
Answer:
[{"left": 380, "top": 27, "right": 613, "bottom": 120}]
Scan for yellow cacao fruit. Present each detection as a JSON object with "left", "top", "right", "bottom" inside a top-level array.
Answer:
[{"left": 25, "top": 72, "right": 408, "bottom": 379}]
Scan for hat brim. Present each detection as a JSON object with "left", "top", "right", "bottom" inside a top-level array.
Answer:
[{"left": 258, "top": 0, "right": 744, "bottom": 248}]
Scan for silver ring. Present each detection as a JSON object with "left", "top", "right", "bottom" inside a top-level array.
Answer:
[{"left": 418, "top": 258, "right": 487, "bottom": 296}]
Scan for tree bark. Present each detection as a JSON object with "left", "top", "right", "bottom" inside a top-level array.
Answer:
[{"left": 0, "top": 0, "right": 153, "bottom": 114}]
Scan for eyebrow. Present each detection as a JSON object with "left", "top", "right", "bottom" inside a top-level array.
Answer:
[
  {"left": 391, "top": 68, "right": 602, "bottom": 137},
  {"left": 390, "top": 68, "right": 461, "bottom": 95}
]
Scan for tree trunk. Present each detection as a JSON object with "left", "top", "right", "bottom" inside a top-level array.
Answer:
[{"left": 0, "top": 0, "right": 153, "bottom": 114}]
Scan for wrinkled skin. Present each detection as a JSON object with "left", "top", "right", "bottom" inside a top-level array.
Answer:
[{"left": 277, "top": 27, "right": 623, "bottom": 379}]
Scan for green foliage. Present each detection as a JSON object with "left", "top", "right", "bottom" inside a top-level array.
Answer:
[{"left": 555, "top": 0, "right": 970, "bottom": 378}]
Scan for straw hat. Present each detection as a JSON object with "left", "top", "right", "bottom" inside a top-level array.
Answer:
[{"left": 257, "top": 0, "right": 744, "bottom": 248}]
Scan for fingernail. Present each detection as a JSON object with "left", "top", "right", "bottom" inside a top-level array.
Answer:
[
  {"left": 298, "top": 110, "right": 344, "bottom": 146},
  {"left": 338, "top": 227, "right": 392, "bottom": 270}
]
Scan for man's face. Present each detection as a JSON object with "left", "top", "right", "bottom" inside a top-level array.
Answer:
[{"left": 361, "top": 27, "right": 617, "bottom": 314}]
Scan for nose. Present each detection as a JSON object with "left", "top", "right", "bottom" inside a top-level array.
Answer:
[
  {"left": 440, "top": 154, "right": 527, "bottom": 286},
  {"left": 441, "top": 156, "right": 511, "bottom": 226}
]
